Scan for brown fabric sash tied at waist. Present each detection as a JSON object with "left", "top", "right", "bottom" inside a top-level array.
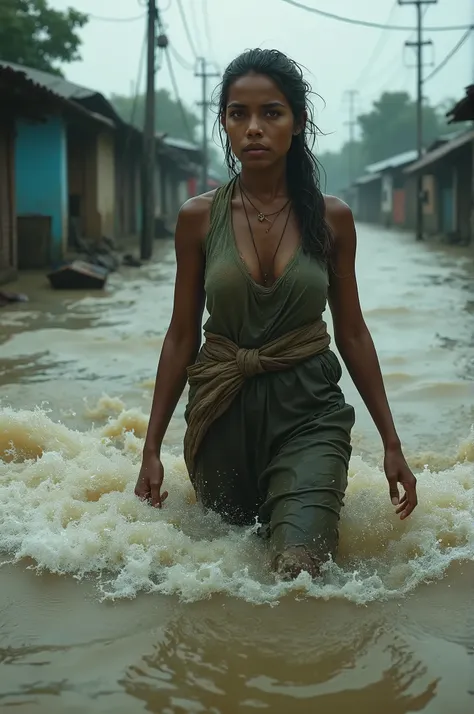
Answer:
[{"left": 183, "top": 320, "right": 331, "bottom": 475}]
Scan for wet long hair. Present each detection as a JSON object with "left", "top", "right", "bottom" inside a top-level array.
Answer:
[{"left": 215, "top": 48, "right": 333, "bottom": 263}]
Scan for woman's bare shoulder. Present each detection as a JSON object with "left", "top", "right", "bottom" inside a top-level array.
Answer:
[
  {"left": 176, "top": 190, "right": 219, "bottom": 246},
  {"left": 323, "top": 194, "right": 355, "bottom": 241},
  {"left": 179, "top": 190, "right": 218, "bottom": 220},
  {"left": 324, "top": 194, "right": 353, "bottom": 221}
]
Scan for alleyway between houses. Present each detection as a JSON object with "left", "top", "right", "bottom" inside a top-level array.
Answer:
[{"left": 1, "top": 224, "right": 473, "bottom": 712}]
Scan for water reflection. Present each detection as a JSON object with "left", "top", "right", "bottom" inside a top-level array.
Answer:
[{"left": 121, "top": 600, "right": 440, "bottom": 714}]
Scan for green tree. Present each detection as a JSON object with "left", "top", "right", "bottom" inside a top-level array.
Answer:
[
  {"left": 111, "top": 90, "right": 200, "bottom": 143},
  {"left": 318, "top": 140, "right": 365, "bottom": 195},
  {"left": 112, "top": 90, "right": 228, "bottom": 182},
  {"left": 357, "top": 92, "right": 444, "bottom": 164},
  {"left": 0, "top": 0, "right": 88, "bottom": 76}
]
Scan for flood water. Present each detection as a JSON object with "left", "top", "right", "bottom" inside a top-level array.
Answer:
[{"left": 0, "top": 224, "right": 473, "bottom": 713}]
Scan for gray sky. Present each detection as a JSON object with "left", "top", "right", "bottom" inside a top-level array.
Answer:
[{"left": 51, "top": 0, "right": 473, "bottom": 151}]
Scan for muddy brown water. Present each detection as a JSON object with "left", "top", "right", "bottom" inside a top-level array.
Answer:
[{"left": 0, "top": 225, "right": 473, "bottom": 713}]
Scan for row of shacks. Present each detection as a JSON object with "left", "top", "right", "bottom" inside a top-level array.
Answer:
[
  {"left": 0, "top": 61, "right": 214, "bottom": 285},
  {"left": 350, "top": 86, "right": 474, "bottom": 245}
]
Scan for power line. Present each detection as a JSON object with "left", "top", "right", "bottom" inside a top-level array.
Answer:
[
  {"left": 176, "top": 0, "right": 199, "bottom": 58},
  {"left": 130, "top": 23, "right": 148, "bottom": 126},
  {"left": 398, "top": 0, "right": 437, "bottom": 243},
  {"left": 354, "top": 4, "right": 431, "bottom": 101},
  {"left": 195, "top": 58, "right": 220, "bottom": 193},
  {"left": 164, "top": 48, "right": 195, "bottom": 142},
  {"left": 424, "top": 27, "right": 473, "bottom": 82},
  {"left": 169, "top": 44, "right": 195, "bottom": 71},
  {"left": 202, "top": 0, "right": 220, "bottom": 71},
  {"left": 189, "top": 0, "right": 205, "bottom": 57},
  {"left": 89, "top": 13, "right": 146, "bottom": 22},
  {"left": 279, "top": 0, "right": 473, "bottom": 32},
  {"left": 141, "top": 0, "right": 169, "bottom": 261},
  {"left": 352, "top": 1, "right": 399, "bottom": 88},
  {"left": 203, "top": 0, "right": 213, "bottom": 54}
]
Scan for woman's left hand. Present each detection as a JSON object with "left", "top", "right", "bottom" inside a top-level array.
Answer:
[{"left": 384, "top": 445, "right": 418, "bottom": 520}]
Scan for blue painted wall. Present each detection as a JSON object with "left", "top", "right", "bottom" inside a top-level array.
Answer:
[{"left": 15, "top": 115, "right": 68, "bottom": 263}]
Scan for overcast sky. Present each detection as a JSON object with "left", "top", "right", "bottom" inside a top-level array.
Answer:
[{"left": 51, "top": 0, "right": 473, "bottom": 152}]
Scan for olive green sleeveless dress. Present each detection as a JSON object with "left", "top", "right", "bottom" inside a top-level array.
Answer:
[{"left": 185, "top": 178, "right": 355, "bottom": 566}]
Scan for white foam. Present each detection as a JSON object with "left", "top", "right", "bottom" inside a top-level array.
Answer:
[{"left": 0, "top": 403, "right": 473, "bottom": 605}]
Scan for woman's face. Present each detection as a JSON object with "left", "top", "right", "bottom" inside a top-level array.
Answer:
[{"left": 222, "top": 72, "right": 298, "bottom": 169}]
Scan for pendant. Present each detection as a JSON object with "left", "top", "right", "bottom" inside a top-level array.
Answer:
[{"left": 257, "top": 212, "right": 265, "bottom": 222}]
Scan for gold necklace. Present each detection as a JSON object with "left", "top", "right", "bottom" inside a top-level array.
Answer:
[
  {"left": 239, "top": 182, "right": 292, "bottom": 287},
  {"left": 238, "top": 179, "right": 291, "bottom": 234}
]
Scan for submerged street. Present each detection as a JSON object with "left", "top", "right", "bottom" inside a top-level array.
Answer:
[{"left": 0, "top": 223, "right": 473, "bottom": 713}]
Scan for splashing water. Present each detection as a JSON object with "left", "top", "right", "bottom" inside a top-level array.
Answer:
[{"left": 0, "top": 399, "right": 473, "bottom": 605}]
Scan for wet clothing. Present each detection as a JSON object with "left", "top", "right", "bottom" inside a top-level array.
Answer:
[
  {"left": 184, "top": 178, "right": 355, "bottom": 565},
  {"left": 183, "top": 320, "right": 330, "bottom": 475}
]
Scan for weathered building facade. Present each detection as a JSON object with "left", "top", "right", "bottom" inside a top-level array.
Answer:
[
  {"left": 353, "top": 150, "right": 417, "bottom": 228},
  {"left": 0, "top": 113, "right": 16, "bottom": 285},
  {"left": 405, "top": 131, "right": 474, "bottom": 244},
  {"left": 0, "top": 61, "right": 204, "bottom": 283}
]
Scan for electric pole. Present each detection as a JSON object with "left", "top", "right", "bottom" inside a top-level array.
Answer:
[
  {"left": 471, "top": 0, "right": 474, "bottom": 83},
  {"left": 140, "top": 2, "right": 167, "bottom": 260},
  {"left": 195, "top": 58, "right": 219, "bottom": 194},
  {"left": 398, "top": 0, "right": 437, "bottom": 241},
  {"left": 141, "top": 0, "right": 157, "bottom": 260},
  {"left": 344, "top": 89, "right": 359, "bottom": 186}
]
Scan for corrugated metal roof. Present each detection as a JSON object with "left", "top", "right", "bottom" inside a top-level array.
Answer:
[
  {"left": 366, "top": 149, "right": 418, "bottom": 174},
  {"left": 0, "top": 61, "right": 123, "bottom": 126},
  {"left": 0, "top": 60, "right": 94, "bottom": 100},
  {"left": 355, "top": 172, "right": 382, "bottom": 185},
  {"left": 0, "top": 64, "right": 113, "bottom": 126},
  {"left": 405, "top": 130, "right": 474, "bottom": 173},
  {"left": 426, "top": 129, "right": 467, "bottom": 152},
  {"left": 0, "top": 62, "right": 201, "bottom": 168},
  {"left": 162, "top": 136, "right": 200, "bottom": 152}
]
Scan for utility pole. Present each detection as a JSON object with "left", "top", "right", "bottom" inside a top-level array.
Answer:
[
  {"left": 141, "top": 0, "right": 157, "bottom": 261},
  {"left": 398, "top": 0, "right": 437, "bottom": 241},
  {"left": 344, "top": 89, "right": 359, "bottom": 186},
  {"left": 195, "top": 58, "right": 219, "bottom": 194},
  {"left": 471, "top": 0, "right": 474, "bottom": 83}
]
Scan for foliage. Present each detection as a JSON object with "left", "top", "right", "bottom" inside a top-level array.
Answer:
[
  {"left": 319, "top": 91, "right": 456, "bottom": 193},
  {"left": 318, "top": 141, "right": 365, "bottom": 196},
  {"left": 111, "top": 90, "right": 228, "bottom": 181},
  {"left": 110, "top": 90, "right": 200, "bottom": 144},
  {"left": 357, "top": 91, "right": 446, "bottom": 164},
  {"left": 0, "top": 0, "right": 88, "bottom": 76}
]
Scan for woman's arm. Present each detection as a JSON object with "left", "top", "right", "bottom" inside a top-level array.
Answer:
[
  {"left": 325, "top": 196, "right": 417, "bottom": 520},
  {"left": 142, "top": 194, "right": 210, "bottom": 459}
]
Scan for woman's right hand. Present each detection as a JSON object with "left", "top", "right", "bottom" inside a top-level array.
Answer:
[{"left": 134, "top": 453, "right": 169, "bottom": 508}]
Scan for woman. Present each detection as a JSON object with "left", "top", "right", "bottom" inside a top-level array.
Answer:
[{"left": 135, "top": 48, "right": 418, "bottom": 580}]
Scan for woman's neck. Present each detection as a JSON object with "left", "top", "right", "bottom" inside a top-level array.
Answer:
[{"left": 239, "top": 163, "right": 288, "bottom": 203}]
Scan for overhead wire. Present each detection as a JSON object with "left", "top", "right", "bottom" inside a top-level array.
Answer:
[
  {"left": 189, "top": 0, "right": 205, "bottom": 57},
  {"left": 130, "top": 24, "right": 148, "bottom": 127},
  {"left": 118, "top": 19, "right": 147, "bottom": 167},
  {"left": 357, "top": 5, "right": 431, "bottom": 108},
  {"left": 169, "top": 44, "right": 195, "bottom": 71},
  {"left": 202, "top": 0, "right": 221, "bottom": 72},
  {"left": 164, "top": 47, "right": 196, "bottom": 142},
  {"left": 176, "top": 0, "right": 199, "bottom": 59},
  {"left": 424, "top": 27, "right": 473, "bottom": 83},
  {"left": 352, "top": 1, "right": 399, "bottom": 90},
  {"left": 279, "top": 0, "right": 473, "bottom": 32}
]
